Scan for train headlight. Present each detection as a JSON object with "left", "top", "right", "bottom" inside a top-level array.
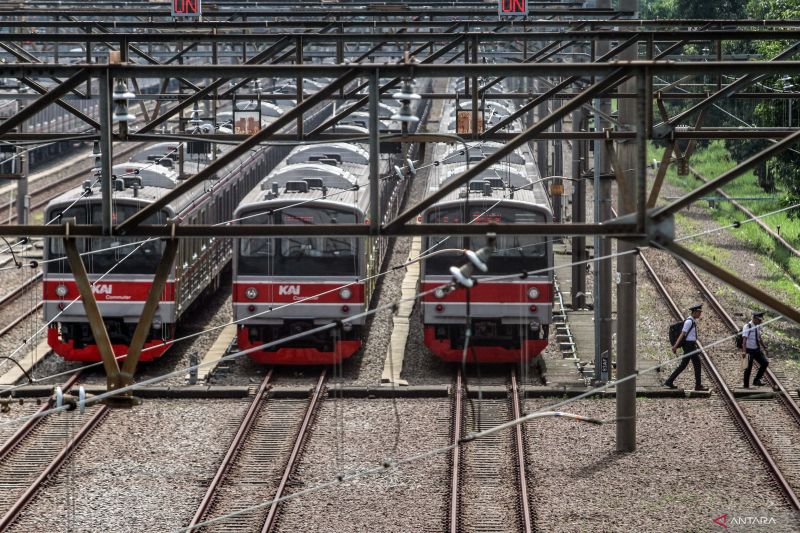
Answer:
[
  {"left": 152, "top": 318, "right": 162, "bottom": 329},
  {"left": 339, "top": 288, "right": 352, "bottom": 300},
  {"left": 245, "top": 287, "right": 258, "bottom": 300},
  {"left": 529, "top": 320, "right": 541, "bottom": 331},
  {"left": 55, "top": 284, "right": 68, "bottom": 298},
  {"left": 527, "top": 287, "right": 539, "bottom": 299},
  {"left": 434, "top": 287, "right": 447, "bottom": 299}
]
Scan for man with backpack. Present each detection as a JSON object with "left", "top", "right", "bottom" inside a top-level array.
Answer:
[
  {"left": 742, "top": 311, "right": 769, "bottom": 388},
  {"left": 664, "top": 304, "right": 708, "bottom": 391}
]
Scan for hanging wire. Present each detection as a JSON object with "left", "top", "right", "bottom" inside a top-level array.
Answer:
[
  {"left": 4, "top": 167, "right": 792, "bottom": 393},
  {"left": 168, "top": 317, "right": 783, "bottom": 533}
]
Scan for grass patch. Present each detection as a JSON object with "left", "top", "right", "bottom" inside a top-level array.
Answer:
[
  {"left": 684, "top": 239, "right": 731, "bottom": 265},
  {"left": 649, "top": 141, "right": 800, "bottom": 287}
]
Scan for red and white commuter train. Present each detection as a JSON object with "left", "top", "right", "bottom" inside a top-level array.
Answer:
[
  {"left": 419, "top": 94, "right": 554, "bottom": 363},
  {"left": 232, "top": 143, "right": 400, "bottom": 364},
  {"left": 42, "top": 144, "right": 282, "bottom": 361}
]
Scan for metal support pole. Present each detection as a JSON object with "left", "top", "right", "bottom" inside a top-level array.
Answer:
[
  {"left": 119, "top": 235, "right": 179, "bottom": 386},
  {"left": 368, "top": 71, "right": 380, "bottom": 234},
  {"left": 62, "top": 220, "right": 121, "bottom": 392},
  {"left": 571, "top": 109, "right": 586, "bottom": 309},
  {"left": 551, "top": 176, "right": 563, "bottom": 223},
  {"left": 593, "top": 10, "right": 613, "bottom": 384},
  {"left": 536, "top": 78, "right": 547, "bottom": 177},
  {"left": 98, "top": 68, "right": 113, "bottom": 236},
  {"left": 471, "top": 35, "right": 479, "bottom": 138},
  {"left": 14, "top": 153, "right": 28, "bottom": 225},
  {"left": 296, "top": 36, "right": 304, "bottom": 139},
  {"left": 553, "top": 112, "right": 563, "bottom": 175},
  {"left": 85, "top": 38, "right": 91, "bottom": 98},
  {"left": 615, "top": 0, "right": 639, "bottom": 454},
  {"left": 14, "top": 94, "right": 28, "bottom": 225},
  {"left": 212, "top": 30, "right": 218, "bottom": 162}
]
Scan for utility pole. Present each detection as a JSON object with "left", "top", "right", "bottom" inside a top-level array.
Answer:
[
  {"left": 536, "top": 77, "right": 548, "bottom": 178},
  {"left": 368, "top": 71, "right": 380, "bottom": 235},
  {"left": 571, "top": 109, "right": 586, "bottom": 309},
  {"left": 616, "top": 0, "right": 640, "bottom": 453},
  {"left": 15, "top": 93, "right": 29, "bottom": 225},
  {"left": 99, "top": 68, "right": 114, "bottom": 235},
  {"left": 593, "top": 5, "right": 613, "bottom": 384},
  {"left": 553, "top": 109, "right": 563, "bottom": 176}
]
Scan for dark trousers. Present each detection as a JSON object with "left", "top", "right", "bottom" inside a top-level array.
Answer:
[
  {"left": 743, "top": 348, "right": 768, "bottom": 387},
  {"left": 666, "top": 341, "right": 702, "bottom": 387}
]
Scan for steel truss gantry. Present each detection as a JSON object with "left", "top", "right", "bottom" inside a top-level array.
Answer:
[{"left": 1, "top": 10, "right": 799, "bottom": 413}]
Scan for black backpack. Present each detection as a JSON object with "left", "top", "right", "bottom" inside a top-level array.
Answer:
[
  {"left": 735, "top": 322, "right": 750, "bottom": 350},
  {"left": 668, "top": 318, "right": 695, "bottom": 346}
]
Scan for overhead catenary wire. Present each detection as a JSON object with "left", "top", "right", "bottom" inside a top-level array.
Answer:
[
  {"left": 0, "top": 216, "right": 789, "bottom": 528},
  {"left": 170, "top": 318, "right": 783, "bottom": 533},
  {"left": 2, "top": 160, "right": 794, "bottom": 393},
  {"left": 0, "top": 245, "right": 640, "bottom": 404}
]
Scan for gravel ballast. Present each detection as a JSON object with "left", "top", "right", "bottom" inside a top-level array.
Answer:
[
  {"left": 7, "top": 398, "right": 249, "bottom": 533},
  {"left": 525, "top": 397, "right": 795, "bottom": 532},
  {"left": 276, "top": 398, "right": 450, "bottom": 533}
]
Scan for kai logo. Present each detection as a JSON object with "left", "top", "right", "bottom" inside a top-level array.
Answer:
[
  {"left": 91, "top": 284, "right": 113, "bottom": 295},
  {"left": 278, "top": 285, "right": 301, "bottom": 296}
]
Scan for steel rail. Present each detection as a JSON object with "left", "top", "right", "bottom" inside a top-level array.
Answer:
[
  {"left": 0, "top": 272, "right": 42, "bottom": 308},
  {"left": 448, "top": 370, "right": 463, "bottom": 533},
  {"left": 676, "top": 260, "right": 800, "bottom": 426},
  {"left": 261, "top": 368, "right": 327, "bottom": 533},
  {"left": 0, "top": 372, "right": 81, "bottom": 464},
  {"left": 0, "top": 302, "right": 42, "bottom": 337},
  {"left": 0, "top": 403, "right": 108, "bottom": 531},
  {"left": 638, "top": 250, "right": 800, "bottom": 511},
  {"left": 188, "top": 369, "right": 274, "bottom": 529},
  {"left": 510, "top": 369, "right": 533, "bottom": 533}
]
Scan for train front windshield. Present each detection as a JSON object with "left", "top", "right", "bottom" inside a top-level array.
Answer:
[
  {"left": 424, "top": 205, "right": 549, "bottom": 276},
  {"left": 47, "top": 204, "right": 167, "bottom": 275},
  {"left": 238, "top": 207, "right": 359, "bottom": 276}
]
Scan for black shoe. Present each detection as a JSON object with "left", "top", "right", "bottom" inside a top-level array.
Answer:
[
  {"left": 752, "top": 381, "right": 766, "bottom": 387},
  {"left": 694, "top": 385, "right": 709, "bottom": 392},
  {"left": 664, "top": 382, "right": 677, "bottom": 389}
]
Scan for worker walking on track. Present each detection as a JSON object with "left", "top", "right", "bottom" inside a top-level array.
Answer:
[
  {"left": 742, "top": 311, "right": 769, "bottom": 388},
  {"left": 664, "top": 304, "right": 708, "bottom": 391}
]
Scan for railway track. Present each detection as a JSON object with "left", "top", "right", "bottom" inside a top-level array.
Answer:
[
  {"left": 448, "top": 369, "right": 533, "bottom": 533},
  {"left": 0, "top": 271, "right": 43, "bottom": 337},
  {"left": 0, "top": 372, "right": 106, "bottom": 530},
  {"left": 188, "top": 369, "right": 327, "bottom": 532},
  {"left": 638, "top": 248, "right": 800, "bottom": 511}
]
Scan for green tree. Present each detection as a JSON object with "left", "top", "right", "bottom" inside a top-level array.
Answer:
[
  {"left": 735, "top": 0, "right": 800, "bottom": 203},
  {"left": 674, "top": 0, "right": 747, "bottom": 19}
]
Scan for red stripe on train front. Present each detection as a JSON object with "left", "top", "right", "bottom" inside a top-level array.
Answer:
[
  {"left": 424, "top": 326, "right": 547, "bottom": 363},
  {"left": 47, "top": 327, "right": 172, "bottom": 362},
  {"left": 420, "top": 282, "right": 551, "bottom": 303},
  {"left": 237, "top": 327, "right": 360, "bottom": 364},
  {"left": 233, "top": 282, "right": 364, "bottom": 304},
  {"left": 43, "top": 280, "right": 176, "bottom": 302}
]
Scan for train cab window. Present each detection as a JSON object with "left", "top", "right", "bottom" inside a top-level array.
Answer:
[
  {"left": 237, "top": 207, "right": 358, "bottom": 276},
  {"left": 45, "top": 206, "right": 88, "bottom": 274},
  {"left": 424, "top": 206, "right": 549, "bottom": 276},
  {"left": 87, "top": 205, "right": 167, "bottom": 275},
  {"left": 47, "top": 204, "right": 168, "bottom": 275}
]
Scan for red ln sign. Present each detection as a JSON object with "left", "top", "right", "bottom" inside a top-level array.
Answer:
[
  {"left": 172, "top": 0, "right": 202, "bottom": 17},
  {"left": 498, "top": 0, "right": 527, "bottom": 16}
]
